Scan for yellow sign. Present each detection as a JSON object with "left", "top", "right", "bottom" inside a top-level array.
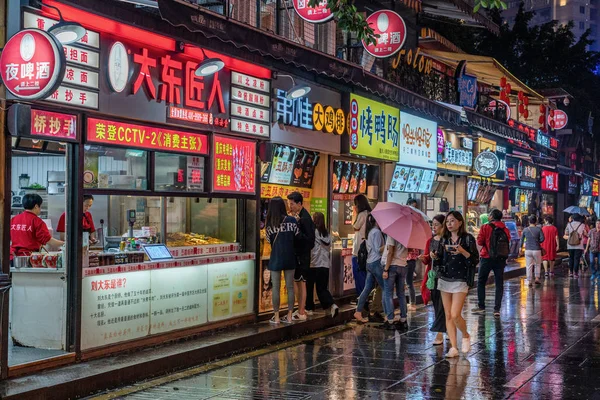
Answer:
[
  {"left": 313, "top": 103, "right": 324, "bottom": 131},
  {"left": 391, "top": 47, "right": 434, "bottom": 75},
  {"left": 232, "top": 290, "right": 248, "bottom": 314},
  {"left": 260, "top": 183, "right": 312, "bottom": 201},
  {"left": 324, "top": 106, "right": 335, "bottom": 133},
  {"left": 212, "top": 293, "right": 230, "bottom": 318},
  {"left": 348, "top": 93, "right": 400, "bottom": 161},
  {"left": 335, "top": 109, "right": 345, "bottom": 135}
]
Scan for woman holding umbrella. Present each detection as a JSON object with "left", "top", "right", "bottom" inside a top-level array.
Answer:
[{"left": 437, "top": 211, "right": 479, "bottom": 358}]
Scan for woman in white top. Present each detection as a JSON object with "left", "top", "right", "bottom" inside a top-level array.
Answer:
[
  {"left": 564, "top": 213, "right": 587, "bottom": 278},
  {"left": 306, "top": 212, "right": 339, "bottom": 318},
  {"left": 352, "top": 194, "right": 371, "bottom": 300}
]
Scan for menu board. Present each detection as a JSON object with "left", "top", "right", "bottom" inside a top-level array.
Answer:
[
  {"left": 212, "top": 135, "right": 256, "bottom": 194},
  {"left": 389, "top": 164, "right": 435, "bottom": 194},
  {"left": 268, "top": 145, "right": 297, "bottom": 185},
  {"left": 290, "top": 150, "right": 319, "bottom": 188},
  {"left": 333, "top": 161, "right": 370, "bottom": 194}
]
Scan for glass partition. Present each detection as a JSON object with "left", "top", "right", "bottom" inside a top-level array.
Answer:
[{"left": 83, "top": 145, "right": 148, "bottom": 190}]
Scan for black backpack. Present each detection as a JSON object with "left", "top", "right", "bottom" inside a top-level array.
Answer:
[
  {"left": 357, "top": 240, "right": 368, "bottom": 272},
  {"left": 488, "top": 223, "right": 510, "bottom": 260}
]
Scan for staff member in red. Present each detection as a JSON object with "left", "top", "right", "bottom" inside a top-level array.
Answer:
[
  {"left": 10, "top": 194, "right": 64, "bottom": 258},
  {"left": 56, "top": 195, "right": 97, "bottom": 244}
]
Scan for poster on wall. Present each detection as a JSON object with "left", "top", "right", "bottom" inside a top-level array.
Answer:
[
  {"left": 207, "top": 260, "right": 255, "bottom": 322},
  {"left": 267, "top": 145, "right": 297, "bottom": 185},
  {"left": 399, "top": 112, "right": 438, "bottom": 170},
  {"left": 348, "top": 93, "right": 400, "bottom": 161},
  {"left": 332, "top": 160, "right": 369, "bottom": 194},
  {"left": 212, "top": 135, "right": 256, "bottom": 194}
]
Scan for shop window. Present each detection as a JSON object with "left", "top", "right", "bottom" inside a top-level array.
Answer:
[
  {"left": 580, "top": 21, "right": 586, "bottom": 30},
  {"left": 154, "top": 152, "right": 205, "bottom": 192},
  {"left": 581, "top": 5, "right": 586, "bottom": 14},
  {"left": 166, "top": 197, "right": 237, "bottom": 246},
  {"left": 84, "top": 145, "right": 148, "bottom": 190}
]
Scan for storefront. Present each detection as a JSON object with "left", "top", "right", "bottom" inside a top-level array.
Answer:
[
  {"left": 540, "top": 169, "right": 559, "bottom": 219},
  {"left": 333, "top": 93, "right": 397, "bottom": 296},
  {"left": 579, "top": 175, "right": 594, "bottom": 210},
  {"left": 2, "top": 4, "right": 270, "bottom": 374},
  {"left": 467, "top": 138, "right": 506, "bottom": 237},
  {"left": 506, "top": 157, "right": 539, "bottom": 223},
  {"left": 258, "top": 76, "right": 341, "bottom": 312},
  {"left": 426, "top": 128, "right": 472, "bottom": 218}
]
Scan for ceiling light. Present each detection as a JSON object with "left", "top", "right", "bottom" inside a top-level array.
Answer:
[
  {"left": 195, "top": 58, "right": 225, "bottom": 77},
  {"left": 46, "top": 4, "right": 86, "bottom": 44},
  {"left": 286, "top": 84, "right": 311, "bottom": 100}
]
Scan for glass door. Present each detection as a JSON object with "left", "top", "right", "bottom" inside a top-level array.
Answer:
[{"left": 8, "top": 138, "right": 74, "bottom": 367}]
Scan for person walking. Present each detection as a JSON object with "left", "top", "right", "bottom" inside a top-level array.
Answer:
[
  {"left": 472, "top": 209, "right": 510, "bottom": 317},
  {"left": 541, "top": 216, "right": 559, "bottom": 278},
  {"left": 351, "top": 194, "right": 371, "bottom": 302},
  {"left": 584, "top": 220, "right": 600, "bottom": 281},
  {"left": 381, "top": 234, "right": 409, "bottom": 330},
  {"left": 265, "top": 197, "right": 299, "bottom": 324},
  {"left": 354, "top": 214, "right": 386, "bottom": 323},
  {"left": 565, "top": 214, "right": 586, "bottom": 278},
  {"left": 438, "top": 211, "right": 478, "bottom": 358},
  {"left": 286, "top": 192, "right": 315, "bottom": 321},
  {"left": 306, "top": 212, "right": 339, "bottom": 318},
  {"left": 520, "top": 215, "right": 545, "bottom": 287},
  {"left": 420, "top": 214, "right": 447, "bottom": 345}
]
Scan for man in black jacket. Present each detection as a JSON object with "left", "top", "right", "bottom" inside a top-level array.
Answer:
[{"left": 287, "top": 192, "right": 315, "bottom": 321}]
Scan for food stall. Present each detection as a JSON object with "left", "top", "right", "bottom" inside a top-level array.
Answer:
[{"left": 3, "top": 4, "right": 269, "bottom": 370}]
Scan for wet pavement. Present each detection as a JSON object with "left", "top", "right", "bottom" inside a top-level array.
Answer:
[{"left": 95, "top": 269, "right": 600, "bottom": 399}]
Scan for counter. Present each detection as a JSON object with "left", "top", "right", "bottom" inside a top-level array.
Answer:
[
  {"left": 10, "top": 268, "right": 67, "bottom": 350},
  {"left": 81, "top": 251, "right": 255, "bottom": 350},
  {"left": 330, "top": 246, "right": 354, "bottom": 297}
]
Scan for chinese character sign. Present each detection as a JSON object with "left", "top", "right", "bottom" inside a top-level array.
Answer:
[
  {"left": 362, "top": 10, "right": 407, "bottom": 58},
  {"left": 31, "top": 109, "right": 77, "bottom": 140},
  {"left": 0, "top": 29, "right": 65, "bottom": 100},
  {"left": 275, "top": 89, "right": 313, "bottom": 129},
  {"left": 292, "top": 0, "right": 334, "bottom": 23},
  {"left": 541, "top": 170, "right": 558, "bottom": 192},
  {"left": 348, "top": 93, "right": 400, "bottom": 161},
  {"left": 399, "top": 112, "right": 438, "bottom": 169},
  {"left": 86, "top": 118, "right": 208, "bottom": 155},
  {"left": 213, "top": 135, "right": 256, "bottom": 194}
]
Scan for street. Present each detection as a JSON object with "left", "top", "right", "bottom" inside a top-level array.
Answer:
[{"left": 91, "top": 271, "right": 600, "bottom": 399}]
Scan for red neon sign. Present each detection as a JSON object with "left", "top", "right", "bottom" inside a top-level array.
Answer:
[
  {"left": 86, "top": 117, "right": 209, "bottom": 155},
  {"left": 212, "top": 135, "right": 256, "bottom": 194},
  {"left": 541, "top": 170, "right": 559, "bottom": 192},
  {"left": 31, "top": 109, "right": 77, "bottom": 140},
  {"left": 0, "top": 29, "right": 65, "bottom": 100}
]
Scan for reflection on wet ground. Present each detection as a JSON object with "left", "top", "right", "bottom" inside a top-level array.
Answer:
[{"left": 118, "top": 272, "right": 600, "bottom": 399}]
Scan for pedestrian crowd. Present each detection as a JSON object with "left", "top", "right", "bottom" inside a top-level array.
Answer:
[{"left": 264, "top": 191, "right": 587, "bottom": 359}]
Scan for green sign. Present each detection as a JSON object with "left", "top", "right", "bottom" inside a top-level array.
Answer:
[{"left": 310, "top": 197, "right": 328, "bottom": 221}]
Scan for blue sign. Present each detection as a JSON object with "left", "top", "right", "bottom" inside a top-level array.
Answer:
[{"left": 458, "top": 74, "right": 477, "bottom": 109}]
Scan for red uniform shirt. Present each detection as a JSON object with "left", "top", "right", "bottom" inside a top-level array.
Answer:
[
  {"left": 10, "top": 210, "right": 52, "bottom": 258},
  {"left": 56, "top": 211, "right": 96, "bottom": 233}
]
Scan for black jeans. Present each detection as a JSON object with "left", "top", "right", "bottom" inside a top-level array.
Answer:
[
  {"left": 306, "top": 267, "right": 335, "bottom": 310},
  {"left": 477, "top": 258, "right": 505, "bottom": 311},
  {"left": 569, "top": 249, "right": 583, "bottom": 274}
]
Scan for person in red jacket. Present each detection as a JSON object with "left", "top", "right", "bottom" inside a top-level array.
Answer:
[
  {"left": 471, "top": 209, "right": 511, "bottom": 317},
  {"left": 10, "top": 193, "right": 64, "bottom": 259}
]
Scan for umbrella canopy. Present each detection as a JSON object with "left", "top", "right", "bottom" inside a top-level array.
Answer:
[
  {"left": 563, "top": 206, "right": 590, "bottom": 216},
  {"left": 371, "top": 202, "right": 432, "bottom": 250}
]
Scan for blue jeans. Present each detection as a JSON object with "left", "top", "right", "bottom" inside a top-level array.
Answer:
[
  {"left": 356, "top": 260, "right": 386, "bottom": 315},
  {"left": 590, "top": 252, "right": 600, "bottom": 276},
  {"left": 383, "top": 265, "right": 408, "bottom": 321},
  {"left": 352, "top": 256, "right": 367, "bottom": 297}
]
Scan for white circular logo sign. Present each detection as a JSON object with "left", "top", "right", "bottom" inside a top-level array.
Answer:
[
  {"left": 474, "top": 151, "right": 500, "bottom": 177},
  {"left": 107, "top": 41, "right": 129, "bottom": 93},
  {"left": 20, "top": 33, "right": 35, "bottom": 62}
]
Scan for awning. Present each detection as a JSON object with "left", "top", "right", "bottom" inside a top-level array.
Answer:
[
  {"left": 420, "top": 50, "right": 544, "bottom": 102},
  {"left": 419, "top": 28, "right": 465, "bottom": 54}
]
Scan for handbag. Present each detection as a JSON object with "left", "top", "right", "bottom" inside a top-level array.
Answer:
[{"left": 426, "top": 269, "right": 437, "bottom": 290}]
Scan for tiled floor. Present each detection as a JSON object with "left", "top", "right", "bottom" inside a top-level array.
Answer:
[{"left": 106, "top": 268, "right": 600, "bottom": 399}]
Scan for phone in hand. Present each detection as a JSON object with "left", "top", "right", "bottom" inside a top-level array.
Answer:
[{"left": 445, "top": 244, "right": 458, "bottom": 254}]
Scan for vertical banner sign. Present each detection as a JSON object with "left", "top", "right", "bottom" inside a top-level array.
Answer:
[
  {"left": 292, "top": 0, "right": 334, "bottom": 23},
  {"left": 348, "top": 93, "right": 400, "bottom": 161},
  {"left": 457, "top": 74, "right": 477, "bottom": 109},
  {"left": 362, "top": 10, "right": 407, "bottom": 58},
  {"left": 212, "top": 135, "right": 257, "bottom": 194},
  {"left": 0, "top": 29, "right": 65, "bottom": 100}
]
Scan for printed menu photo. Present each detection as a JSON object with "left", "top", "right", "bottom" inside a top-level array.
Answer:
[{"left": 389, "top": 164, "right": 410, "bottom": 192}]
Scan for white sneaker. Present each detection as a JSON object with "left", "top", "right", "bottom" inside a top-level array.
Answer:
[
  {"left": 330, "top": 304, "right": 339, "bottom": 318},
  {"left": 445, "top": 347, "right": 459, "bottom": 358},
  {"left": 292, "top": 311, "right": 307, "bottom": 321},
  {"left": 305, "top": 310, "right": 314, "bottom": 316},
  {"left": 461, "top": 336, "right": 471, "bottom": 354}
]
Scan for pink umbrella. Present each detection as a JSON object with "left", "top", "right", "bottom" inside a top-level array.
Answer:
[{"left": 371, "top": 202, "right": 432, "bottom": 250}]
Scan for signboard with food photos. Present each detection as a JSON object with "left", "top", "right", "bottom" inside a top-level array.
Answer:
[
  {"left": 389, "top": 164, "right": 435, "bottom": 194},
  {"left": 332, "top": 160, "right": 369, "bottom": 195},
  {"left": 260, "top": 144, "right": 319, "bottom": 188}
]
